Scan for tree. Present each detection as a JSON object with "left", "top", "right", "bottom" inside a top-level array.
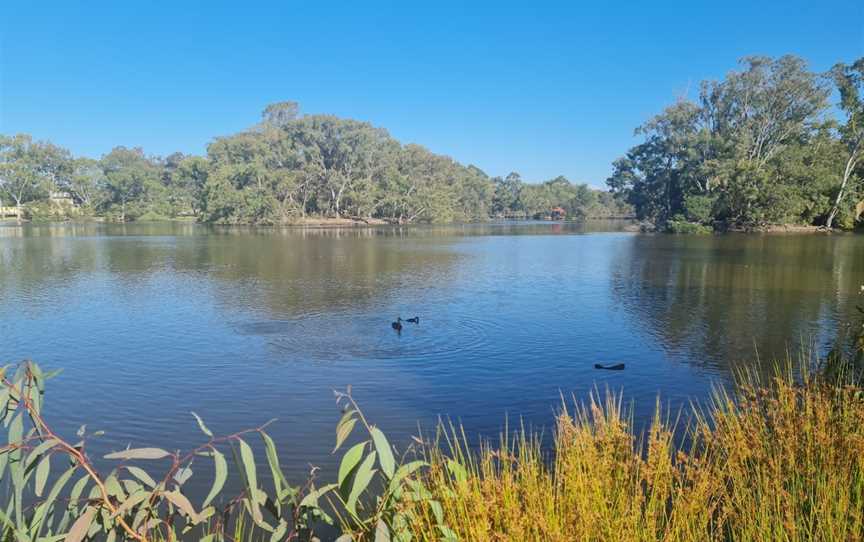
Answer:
[
  {"left": 173, "top": 156, "right": 210, "bottom": 216},
  {"left": 261, "top": 101, "right": 300, "bottom": 128},
  {"left": 68, "top": 157, "right": 107, "bottom": 209},
  {"left": 0, "top": 134, "right": 47, "bottom": 222},
  {"left": 826, "top": 58, "right": 864, "bottom": 229},
  {"left": 608, "top": 55, "right": 832, "bottom": 230},
  {"left": 492, "top": 172, "right": 523, "bottom": 216},
  {"left": 100, "top": 147, "right": 159, "bottom": 222}
]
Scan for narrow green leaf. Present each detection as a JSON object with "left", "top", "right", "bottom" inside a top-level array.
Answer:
[
  {"left": 68, "top": 475, "right": 90, "bottom": 514},
  {"left": 113, "top": 489, "right": 149, "bottom": 518},
  {"left": 33, "top": 465, "right": 76, "bottom": 539},
  {"left": 164, "top": 490, "right": 201, "bottom": 524},
  {"left": 238, "top": 439, "right": 257, "bottom": 491},
  {"left": 34, "top": 454, "right": 50, "bottom": 496},
  {"left": 8, "top": 411, "right": 23, "bottom": 447},
  {"left": 260, "top": 432, "right": 288, "bottom": 498},
  {"left": 25, "top": 438, "right": 59, "bottom": 470},
  {"left": 269, "top": 519, "right": 288, "bottom": 542},
  {"left": 64, "top": 506, "right": 96, "bottom": 542},
  {"left": 334, "top": 417, "right": 357, "bottom": 452},
  {"left": 370, "top": 426, "right": 395, "bottom": 479},
  {"left": 104, "top": 447, "right": 171, "bottom": 460},
  {"left": 346, "top": 451, "right": 377, "bottom": 514},
  {"left": 173, "top": 466, "right": 193, "bottom": 486},
  {"left": 202, "top": 448, "right": 227, "bottom": 508},
  {"left": 191, "top": 412, "right": 213, "bottom": 438},
  {"left": 125, "top": 466, "right": 156, "bottom": 488},
  {"left": 338, "top": 441, "right": 367, "bottom": 496}
]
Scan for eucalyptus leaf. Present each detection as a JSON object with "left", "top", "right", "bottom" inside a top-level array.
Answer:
[
  {"left": 104, "top": 447, "right": 171, "bottom": 460},
  {"left": 370, "top": 426, "right": 395, "bottom": 479},
  {"left": 202, "top": 448, "right": 227, "bottom": 508},
  {"left": 347, "top": 451, "right": 377, "bottom": 514}
]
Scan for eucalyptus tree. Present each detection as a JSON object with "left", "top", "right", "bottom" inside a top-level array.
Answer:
[
  {"left": 173, "top": 155, "right": 210, "bottom": 216},
  {"left": 0, "top": 134, "right": 47, "bottom": 221},
  {"left": 100, "top": 146, "right": 160, "bottom": 221},
  {"left": 826, "top": 58, "right": 864, "bottom": 229},
  {"left": 608, "top": 55, "right": 833, "bottom": 229},
  {"left": 68, "top": 157, "right": 107, "bottom": 210},
  {"left": 283, "top": 115, "right": 395, "bottom": 217},
  {"left": 492, "top": 172, "right": 524, "bottom": 216}
]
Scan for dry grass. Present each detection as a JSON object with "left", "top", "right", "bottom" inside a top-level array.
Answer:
[{"left": 402, "top": 368, "right": 864, "bottom": 541}]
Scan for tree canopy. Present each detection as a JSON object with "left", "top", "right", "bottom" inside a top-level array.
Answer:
[
  {"left": 1, "top": 106, "right": 623, "bottom": 224},
  {"left": 608, "top": 55, "right": 864, "bottom": 231}
]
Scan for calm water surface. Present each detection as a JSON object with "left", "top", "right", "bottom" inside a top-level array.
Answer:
[{"left": 1, "top": 221, "right": 862, "bottom": 493}]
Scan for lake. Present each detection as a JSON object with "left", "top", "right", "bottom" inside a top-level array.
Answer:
[{"left": 1, "top": 221, "right": 862, "bottom": 493}]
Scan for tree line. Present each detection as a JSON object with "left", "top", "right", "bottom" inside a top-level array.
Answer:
[
  {"left": 0, "top": 103, "right": 628, "bottom": 225},
  {"left": 607, "top": 55, "right": 864, "bottom": 232}
]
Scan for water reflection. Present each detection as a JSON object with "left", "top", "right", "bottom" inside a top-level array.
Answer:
[
  {"left": 611, "top": 234, "right": 864, "bottom": 370},
  {"left": 2, "top": 222, "right": 862, "bottom": 494}
]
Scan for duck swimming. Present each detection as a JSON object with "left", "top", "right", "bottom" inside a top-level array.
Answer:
[
  {"left": 406, "top": 316, "right": 420, "bottom": 324},
  {"left": 391, "top": 318, "right": 403, "bottom": 332},
  {"left": 594, "top": 363, "right": 625, "bottom": 371}
]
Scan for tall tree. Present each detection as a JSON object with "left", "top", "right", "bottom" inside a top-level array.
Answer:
[
  {"left": 100, "top": 147, "right": 159, "bottom": 222},
  {"left": 0, "top": 134, "right": 46, "bottom": 222},
  {"left": 826, "top": 58, "right": 864, "bottom": 229}
]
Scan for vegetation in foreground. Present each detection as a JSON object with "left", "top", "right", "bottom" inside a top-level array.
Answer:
[{"left": 1, "top": 361, "right": 863, "bottom": 541}]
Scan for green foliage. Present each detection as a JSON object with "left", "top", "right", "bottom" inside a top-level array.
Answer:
[
  {"left": 608, "top": 55, "right": 864, "bottom": 231},
  {"left": 0, "top": 361, "right": 332, "bottom": 542},
  {"left": 0, "top": 363, "right": 451, "bottom": 542},
  {"left": 322, "top": 388, "right": 449, "bottom": 541},
  {"left": 2, "top": 103, "right": 629, "bottom": 226},
  {"left": 666, "top": 215, "right": 713, "bottom": 234}
]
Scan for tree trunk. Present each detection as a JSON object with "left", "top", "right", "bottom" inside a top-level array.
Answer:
[{"left": 826, "top": 149, "right": 860, "bottom": 229}]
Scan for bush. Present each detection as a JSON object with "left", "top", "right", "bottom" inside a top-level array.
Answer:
[
  {"left": 666, "top": 215, "right": 713, "bottom": 234},
  {"left": 0, "top": 363, "right": 444, "bottom": 542}
]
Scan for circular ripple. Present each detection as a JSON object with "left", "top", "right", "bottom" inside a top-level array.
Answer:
[{"left": 240, "top": 312, "right": 504, "bottom": 363}]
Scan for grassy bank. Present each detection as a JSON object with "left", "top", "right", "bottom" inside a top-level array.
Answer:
[{"left": 1, "top": 361, "right": 863, "bottom": 541}]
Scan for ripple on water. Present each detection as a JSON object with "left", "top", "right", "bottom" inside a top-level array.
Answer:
[{"left": 237, "top": 313, "right": 505, "bottom": 363}]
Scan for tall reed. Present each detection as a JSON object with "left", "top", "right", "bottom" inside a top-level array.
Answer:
[{"left": 402, "top": 368, "right": 864, "bottom": 541}]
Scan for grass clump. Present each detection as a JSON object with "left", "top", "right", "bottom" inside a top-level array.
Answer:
[{"left": 402, "top": 369, "right": 864, "bottom": 541}]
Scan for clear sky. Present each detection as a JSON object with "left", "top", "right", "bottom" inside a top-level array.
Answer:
[{"left": 1, "top": 1, "right": 862, "bottom": 187}]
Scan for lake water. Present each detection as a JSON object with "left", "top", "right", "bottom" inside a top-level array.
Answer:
[{"left": 1, "top": 221, "right": 862, "bottom": 493}]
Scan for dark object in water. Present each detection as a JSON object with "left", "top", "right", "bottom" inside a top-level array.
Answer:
[
  {"left": 392, "top": 318, "right": 403, "bottom": 332},
  {"left": 406, "top": 316, "right": 420, "bottom": 324},
  {"left": 594, "top": 363, "right": 625, "bottom": 371}
]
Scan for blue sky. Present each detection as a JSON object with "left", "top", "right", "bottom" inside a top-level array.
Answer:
[{"left": 1, "top": 1, "right": 862, "bottom": 187}]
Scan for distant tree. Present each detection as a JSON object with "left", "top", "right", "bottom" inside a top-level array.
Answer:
[
  {"left": 492, "top": 172, "right": 523, "bottom": 216},
  {"left": 68, "top": 157, "right": 107, "bottom": 209},
  {"left": 100, "top": 147, "right": 159, "bottom": 221},
  {"left": 0, "top": 134, "right": 47, "bottom": 222}
]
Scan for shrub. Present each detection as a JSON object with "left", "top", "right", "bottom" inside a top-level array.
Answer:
[{"left": 666, "top": 215, "right": 713, "bottom": 234}]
